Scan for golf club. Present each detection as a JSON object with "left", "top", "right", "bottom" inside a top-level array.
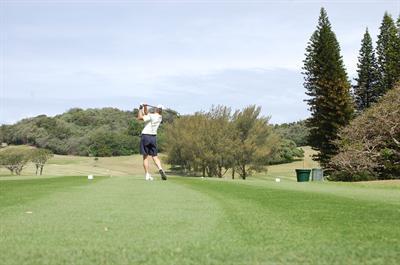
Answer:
[{"left": 139, "top": 103, "right": 174, "bottom": 113}]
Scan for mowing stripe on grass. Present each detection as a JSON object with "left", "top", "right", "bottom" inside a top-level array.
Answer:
[
  {"left": 0, "top": 176, "right": 226, "bottom": 265},
  {"left": 0, "top": 176, "right": 106, "bottom": 211},
  {"left": 1, "top": 176, "right": 399, "bottom": 265},
  {"left": 173, "top": 177, "right": 400, "bottom": 264}
]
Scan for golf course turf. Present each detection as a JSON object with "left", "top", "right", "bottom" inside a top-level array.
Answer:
[{"left": 1, "top": 175, "right": 399, "bottom": 265}]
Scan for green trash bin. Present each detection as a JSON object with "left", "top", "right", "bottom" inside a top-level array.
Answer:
[{"left": 295, "top": 169, "right": 311, "bottom": 182}]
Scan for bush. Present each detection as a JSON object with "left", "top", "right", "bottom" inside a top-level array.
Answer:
[
  {"left": 330, "top": 83, "right": 400, "bottom": 180},
  {"left": 0, "top": 147, "right": 31, "bottom": 175},
  {"left": 328, "top": 170, "right": 375, "bottom": 182},
  {"left": 88, "top": 129, "right": 140, "bottom": 157},
  {"left": 268, "top": 139, "right": 304, "bottom": 165}
]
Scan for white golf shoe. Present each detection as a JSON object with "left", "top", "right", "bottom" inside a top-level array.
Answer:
[{"left": 145, "top": 173, "right": 154, "bottom": 181}]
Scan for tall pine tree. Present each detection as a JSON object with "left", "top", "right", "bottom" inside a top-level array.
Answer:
[
  {"left": 396, "top": 14, "right": 400, "bottom": 80},
  {"left": 376, "top": 12, "right": 400, "bottom": 94},
  {"left": 397, "top": 14, "right": 400, "bottom": 36},
  {"left": 303, "top": 8, "right": 354, "bottom": 167},
  {"left": 353, "top": 28, "right": 379, "bottom": 111}
]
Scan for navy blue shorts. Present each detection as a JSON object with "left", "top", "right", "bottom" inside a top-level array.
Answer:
[{"left": 140, "top": 134, "right": 158, "bottom": 156}]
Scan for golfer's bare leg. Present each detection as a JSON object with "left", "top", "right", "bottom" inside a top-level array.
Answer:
[
  {"left": 152, "top": 156, "right": 167, "bottom": 180},
  {"left": 143, "top": 155, "right": 150, "bottom": 174},
  {"left": 152, "top": 156, "right": 163, "bottom": 170}
]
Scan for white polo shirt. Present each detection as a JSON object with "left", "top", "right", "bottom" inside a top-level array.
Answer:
[{"left": 142, "top": 113, "right": 162, "bottom": 135}]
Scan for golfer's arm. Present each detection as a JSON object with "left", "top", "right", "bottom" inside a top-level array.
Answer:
[
  {"left": 137, "top": 109, "right": 143, "bottom": 121},
  {"left": 137, "top": 105, "right": 148, "bottom": 121},
  {"left": 137, "top": 108, "right": 144, "bottom": 120}
]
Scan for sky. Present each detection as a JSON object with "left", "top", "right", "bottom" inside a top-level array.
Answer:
[{"left": 1, "top": 0, "right": 399, "bottom": 124}]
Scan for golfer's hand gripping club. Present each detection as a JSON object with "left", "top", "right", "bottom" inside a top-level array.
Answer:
[{"left": 139, "top": 103, "right": 148, "bottom": 115}]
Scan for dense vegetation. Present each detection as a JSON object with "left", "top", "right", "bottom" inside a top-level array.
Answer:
[
  {"left": 330, "top": 83, "right": 400, "bottom": 181},
  {"left": 329, "top": 11, "right": 400, "bottom": 181},
  {"left": 0, "top": 106, "right": 303, "bottom": 173},
  {"left": 164, "top": 105, "right": 304, "bottom": 179},
  {"left": 303, "top": 9, "right": 400, "bottom": 173},
  {"left": 0, "top": 108, "right": 178, "bottom": 157},
  {"left": 273, "top": 120, "right": 310, "bottom": 146}
]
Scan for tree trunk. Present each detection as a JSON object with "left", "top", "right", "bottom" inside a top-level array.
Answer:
[
  {"left": 241, "top": 164, "right": 246, "bottom": 180},
  {"left": 40, "top": 165, "right": 44, "bottom": 175},
  {"left": 232, "top": 168, "right": 235, "bottom": 179},
  {"left": 217, "top": 165, "right": 223, "bottom": 178}
]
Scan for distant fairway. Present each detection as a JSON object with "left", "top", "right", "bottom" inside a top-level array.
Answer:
[
  {"left": 0, "top": 146, "right": 319, "bottom": 180},
  {"left": 0, "top": 151, "right": 146, "bottom": 179},
  {"left": 1, "top": 148, "right": 400, "bottom": 264}
]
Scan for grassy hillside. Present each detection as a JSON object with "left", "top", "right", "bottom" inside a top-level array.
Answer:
[{"left": 0, "top": 146, "right": 144, "bottom": 179}]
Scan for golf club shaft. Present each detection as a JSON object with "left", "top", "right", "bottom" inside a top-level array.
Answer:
[
  {"left": 141, "top": 104, "right": 173, "bottom": 112},
  {"left": 139, "top": 103, "right": 157, "bottom": 108}
]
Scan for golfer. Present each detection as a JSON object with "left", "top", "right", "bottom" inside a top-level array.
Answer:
[{"left": 137, "top": 103, "right": 167, "bottom": 181}]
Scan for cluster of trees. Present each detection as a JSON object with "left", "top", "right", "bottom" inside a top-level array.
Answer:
[
  {"left": 330, "top": 85, "right": 400, "bottom": 180},
  {"left": 303, "top": 8, "right": 399, "bottom": 180},
  {"left": 353, "top": 12, "right": 400, "bottom": 111},
  {"left": 0, "top": 146, "right": 53, "bottom": 175},
  {"left": 0, "top": 108, "right": 178, "bottom": 157},
  {"left": 164, "top": 105, "right": 304, "bottom": 179}
]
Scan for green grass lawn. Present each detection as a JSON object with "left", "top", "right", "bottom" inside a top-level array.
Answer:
[{"left": 1, "top": 148, "right": 399, "bottom": 264}]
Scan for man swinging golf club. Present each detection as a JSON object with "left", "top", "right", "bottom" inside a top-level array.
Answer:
[{"left": 137, "top": 103, "right": 167, "bottom": 181}]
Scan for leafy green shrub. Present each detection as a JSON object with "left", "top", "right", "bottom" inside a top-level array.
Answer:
[
  {"left": 88, "top": 129, "right": 140, "bottom": 157},
  {"left": 268, "top": 139, "right": 304, "bottom": 165}
]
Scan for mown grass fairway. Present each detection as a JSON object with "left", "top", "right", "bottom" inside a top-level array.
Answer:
[{"left": 1, "top": 149, "right": 399, "bottom": 264}]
